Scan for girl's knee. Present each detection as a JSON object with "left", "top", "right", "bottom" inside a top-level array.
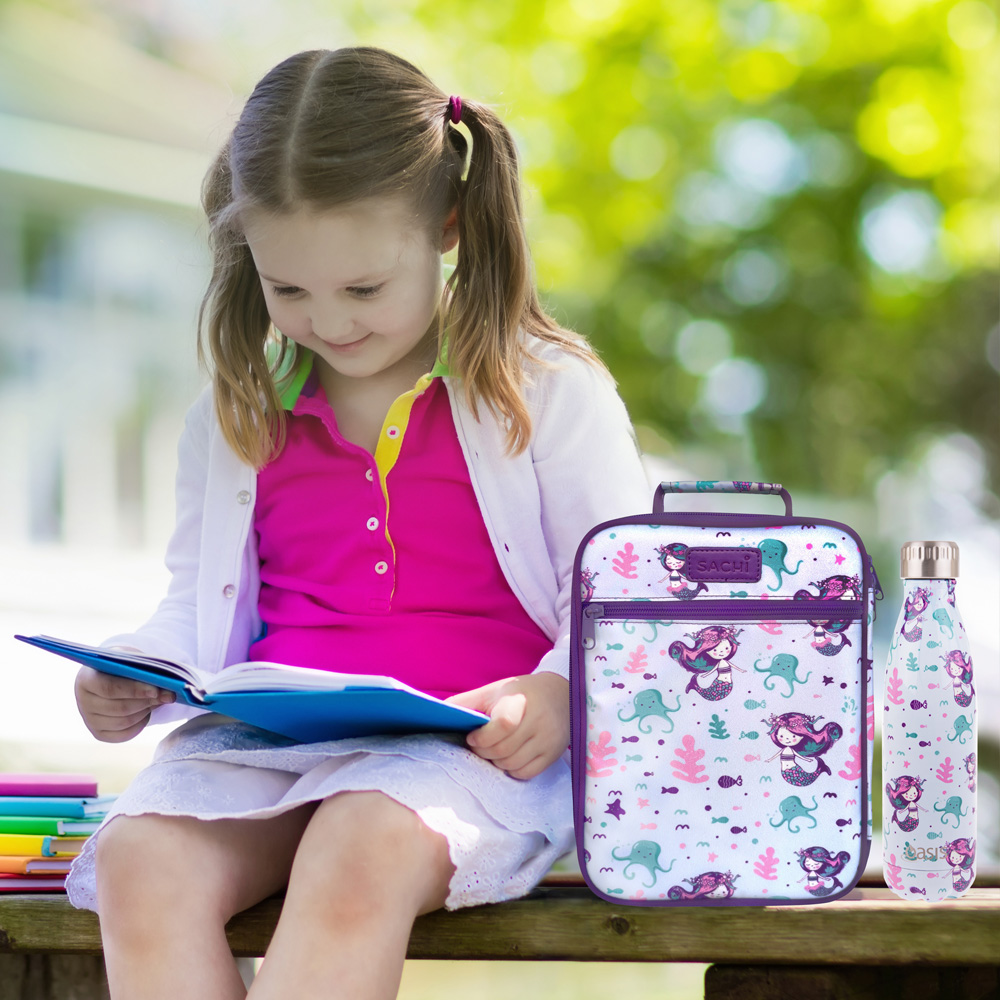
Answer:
[{"left": 296, "top": 792, "right": 454, "bottom": 909}]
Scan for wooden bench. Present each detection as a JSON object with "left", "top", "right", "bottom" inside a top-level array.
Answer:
[{"left": 0, "top": 878, "right": 997, "bottom": 1000}]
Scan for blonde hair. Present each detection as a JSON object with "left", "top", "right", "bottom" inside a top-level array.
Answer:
[{"left": 199, "top": 47, "right": 602, "bottom": 468}]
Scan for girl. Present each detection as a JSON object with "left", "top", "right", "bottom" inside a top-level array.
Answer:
[
  {"left": 764, "top": 711, "right": 842, "bottom": 785},
  {"left": 796, "top": 846, "right": 851, "bottom": 898},
  {"left": 68, "top": 48, "right": 649, "bottom": 1000},
  {"left": 885, "top": 775, "right": 925, "bottom": 832},
  {"left": 668, "top": 624, "right": 745, "bottom": 701},
  {"left": 941, "top": 649, "right": 975, "bottom": 708}
]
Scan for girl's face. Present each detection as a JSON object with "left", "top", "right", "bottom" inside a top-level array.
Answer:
[
  {"left": 245, "top": 197, "right": 458, "bottom": 392},
  {"left": 664, "top": 553, "right": 683, "bottom": 569},
  {"left": 706, "top": 883, "right": 729, "bottom": 898},
  {"left": 803, "top": 857, "right": 822, "bottom": 872},
  {"left": 776, "top": 726, "right": 801, "bottom": 747},
  {"left": 948, "top": 849, "right": 962, "bottom": 865},
  {"left": 903, "top": 785, "right": 919, "bottom": 802},
  {"left": 711, "top": 638, "right": 734, "bottom": 659},
  {"left": 945, "top": 660, "right": 962, "bottom": 678}
]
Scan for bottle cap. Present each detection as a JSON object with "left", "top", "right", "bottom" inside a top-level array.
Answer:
[{"left": 900, "top": 541, "right": 959, "bottom": 579}]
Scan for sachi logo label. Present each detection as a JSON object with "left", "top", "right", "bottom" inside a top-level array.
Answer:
[{"left": 686, "top": 547, "right": 763, "bottom": 583}]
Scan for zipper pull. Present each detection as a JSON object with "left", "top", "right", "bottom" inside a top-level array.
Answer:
[{"left": 581, "top": 603, "right": 604, "bottom": 649}]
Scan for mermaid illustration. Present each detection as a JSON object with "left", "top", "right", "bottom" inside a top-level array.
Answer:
[
  {"left": 793, "top": 575, "right": 859, "bottom": 656},
  {"left": 580, "top": 568, "right": 598, "bottom": 602},
  {"left": 898, "top": 586, "right": 930, "bottom": 643},
  {"left": 964, "top": 753, "right": 977, "bottom": 793},
  {"left": 655, "top": 543, "right": 708, "bottom": 601},
  {"left": 941, "top": 650, "right": 975, "bottom": 708},
  {"left": 885, "top": 775, "right": 924, "bottom": 832},
  {"left": 945, "top": 838, "right": 975, "bottom": 893},
  {"left": 669, "top": 625, "right": 745, "bottom": 701},
  {"left": 666, "top": 870, "right": 738, "bottom": 901},
  {"left": 796, "top": 846, "right": 851, "bottom": 898},
  {"left": 764, "top": 712, "right": 842, "bottom": 786}
]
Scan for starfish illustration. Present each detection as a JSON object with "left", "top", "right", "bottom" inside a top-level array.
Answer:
[{"left": 605, "top": 798, "right": 626, "bottom": 820}]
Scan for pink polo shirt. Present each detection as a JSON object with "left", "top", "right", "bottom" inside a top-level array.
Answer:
[{"left": 248, "top": 358, "right": 552, "bottom": 699}]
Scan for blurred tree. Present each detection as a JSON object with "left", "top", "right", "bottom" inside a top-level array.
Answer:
[
  {"left": 404, "top": 0, "right": 998, "bottom": 500},
  {"left": 31, "top": 0, "right": 1000, "bottom": 500}
]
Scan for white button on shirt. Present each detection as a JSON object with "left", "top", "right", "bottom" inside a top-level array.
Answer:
[
  {"left": 236, "top": 490, "right": 251, "bottom": 504},
  {"left": 374, "top": 561, "right": 389, "bottom": 575},
  {"left": 365, "top": 469, "right": 374, "bottom": 482},
  {"left": 366, "top": 517, "right": 379, "bottom": 531},
  {"left": 385, "top": 425, "right": 400, "bottom": 439},
  {"left": 223, "top": 584, "right": 236, "bottom": 598}
]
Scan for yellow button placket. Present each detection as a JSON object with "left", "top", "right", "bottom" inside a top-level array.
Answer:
[{"left": 371, "top": 372, "right": 436, "bottom": 600}]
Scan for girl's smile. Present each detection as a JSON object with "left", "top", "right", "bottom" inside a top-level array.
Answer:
[{"left": 244, "top": 196, "right": 458, "bottom": 397}]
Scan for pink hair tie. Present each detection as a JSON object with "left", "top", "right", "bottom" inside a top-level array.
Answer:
[{"left": 447, "top": 95, "right": 462, "bottom": 125}]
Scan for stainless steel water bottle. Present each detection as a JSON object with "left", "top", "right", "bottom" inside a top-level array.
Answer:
[{"left": 882, "top": 541, "right": 976, "bottom": 900}]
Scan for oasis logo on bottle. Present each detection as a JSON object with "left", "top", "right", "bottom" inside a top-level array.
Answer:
[
  {"left": 903, "top": 844, "right": 945, "bottom": 863},
  {"left": 686, "top": 547, "right": 762, "bottom": 583}
]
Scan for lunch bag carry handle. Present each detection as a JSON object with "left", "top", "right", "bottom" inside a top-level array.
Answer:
[{"left": 654, "top": 480, "right": 794, "bottom": 517}]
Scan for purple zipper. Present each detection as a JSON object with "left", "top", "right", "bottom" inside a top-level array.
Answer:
[{"left": 580, "top": 599, "right": 864, "bottom": 647}]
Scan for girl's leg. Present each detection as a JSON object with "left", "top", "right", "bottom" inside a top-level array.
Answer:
[
  {"left": 96, "top": 805, "right": 315, "bottom": 1000},
  {"left": 249, "top": 791, "right": 455, "bottom": 1000}
]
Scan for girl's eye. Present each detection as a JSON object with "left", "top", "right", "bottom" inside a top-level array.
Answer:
[
  {"left": 271, "top": 285, "right": 303, "bottom": 298},
  {"left": 348, "top": 284, "right": 383, "bottom": 299}
]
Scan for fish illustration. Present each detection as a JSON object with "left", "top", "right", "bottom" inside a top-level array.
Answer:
[{"left": 718, "top": 775, "right": 743, "bottom": 789}]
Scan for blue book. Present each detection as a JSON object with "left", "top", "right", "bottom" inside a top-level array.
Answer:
[
  {"left": 0, "top": 795, "right": 115, "bottom": 819},
  {"left": 15, "top": 634, "right": 489, "bottom": 744}
]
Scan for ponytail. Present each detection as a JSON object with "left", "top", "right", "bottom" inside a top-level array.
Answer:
[{"left": 444, "top": 99, "right": 604, "bottom": 455}]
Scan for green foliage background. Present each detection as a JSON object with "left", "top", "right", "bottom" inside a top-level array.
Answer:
[
  {"left": 11, "top": 0, "right": 999, "bottom": 502},
  {"left": 348, "top": 0, "right": 998, "bottom": 500}
]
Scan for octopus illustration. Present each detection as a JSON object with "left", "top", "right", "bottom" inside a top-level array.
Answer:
[
  {"left": 769, "top": 795, "right": 819, "bottom": 833},
  {"left": 617, "top": 690, "right": 682, "bottom": 734},
  {"left": 759, "top": 538, "right": 803, "bottom": 591},
  {"left": 610, "top": 840, "right": 676, "bottom": 887}
]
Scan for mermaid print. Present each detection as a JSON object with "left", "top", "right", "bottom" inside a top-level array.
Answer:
[
  {"left": 580, "top": 568, "right": 598, "bottom": 602},
  {"left": 946, "top": 838, "right": 975, "bottom": 893},
  {"left": 942, "top": 650, "right": 974, "bottom": 708},
  {"left": 666, "top": 870, "right": 738, "bottom": 901},
  {"left": 669, "top": 625, "right": 745, "bottom": 701},
  {"left": 793, "top": 575, "right": 859, "bottom": 656},
  {"left": 655, "top": 543, "right": 708, "bottom": 601},
  {"left": 764, "top": 712, "right": 842, "bottom": 786},
  {"left": 964, "top": 753, "right": 976, "bottom": 793},
  {"left": 899, "top": 586, "right": 930, "bottom": 643},
  {"left": 796, "top": 846, "right": 851, "bottom": 898},
  {"left": 885, "top": 775, "right": 924, "bottom": 832}
]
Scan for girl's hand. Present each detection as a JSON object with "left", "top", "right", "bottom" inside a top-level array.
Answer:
[
  {"left": 446, "top": 672, "right": 569, "bottom": 780},
  {"left": 74, "top": 666, "right": 175, "bottom": 743}
]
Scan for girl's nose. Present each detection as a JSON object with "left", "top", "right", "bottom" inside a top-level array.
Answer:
[{"left": 310, "top": 303, "right": 354, "bottom": 344}]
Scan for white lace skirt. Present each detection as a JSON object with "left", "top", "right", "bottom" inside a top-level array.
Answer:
[{"left": 66, "top": 714, "right": 574, "bottom": 912}]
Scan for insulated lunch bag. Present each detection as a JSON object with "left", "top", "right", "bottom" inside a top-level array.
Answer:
[{"left": 570, "top": 481, "right": 881, "bottom": 906}]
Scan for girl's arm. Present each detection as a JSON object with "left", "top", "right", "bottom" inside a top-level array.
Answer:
[{"left": 93, "top": 389, "right": 216, "bottom": 728}]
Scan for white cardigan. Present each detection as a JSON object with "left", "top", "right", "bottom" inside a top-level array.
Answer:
[{"left": 107, "top": 339, "right": 652, "bottom": 725}]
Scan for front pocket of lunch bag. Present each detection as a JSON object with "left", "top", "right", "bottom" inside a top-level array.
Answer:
[{"left": 579, "top": 601, "right": 868, "bottom": 903}]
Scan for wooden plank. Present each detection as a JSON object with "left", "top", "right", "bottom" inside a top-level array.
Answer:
[
  {"left": 0, "top": 889, "right": 997, "bottom": 966},
  {"left": 704, "top": 965, "right": 1000, "bottom": 1000},
  {"left": 0, "top": 954, "right": 109, "bottom": 1000}
]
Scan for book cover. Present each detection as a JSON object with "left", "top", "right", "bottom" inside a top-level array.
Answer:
[
  {"left": 0, "top": 856, "right": 74, "bottom": 875},
  {"left": 0, "top": 817, "right": 101, "bottom": 836},
  {"left": 15, "top": 634, "right": 489, "bottom": 744},
  {"left": 0, "top": 874, "right": 66, "bottom": 892},
  {"left": 0, "top": 834, "right": 88, "bottom": 857},
  {"left": 0, "top": 796, "right": 115, "bottom": 819},
  {"left": 0, "top": 773, "right": 98, "bottom": 797}
]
